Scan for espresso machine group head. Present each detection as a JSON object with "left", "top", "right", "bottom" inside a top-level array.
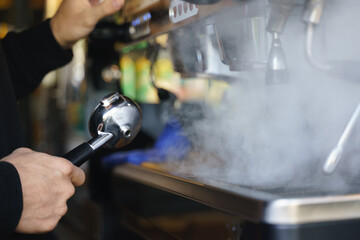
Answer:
[{"left": 64, "top": 92, "right": 142, "bottom": 166}]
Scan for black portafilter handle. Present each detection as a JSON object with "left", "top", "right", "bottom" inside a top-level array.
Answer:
[
  {"left": 63, "top": 132, "right": 114, "bottom": 167},
  {"left": 63, "top": 142, "right": 95, "bottom": 167}
]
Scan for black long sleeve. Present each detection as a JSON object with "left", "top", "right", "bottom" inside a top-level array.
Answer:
[
  {"left": 0, "top": 19, "right": 73, "bottom": 238},
  {"left": 0, "top": 162, "right": 22, "bottom": 239},
  {"left": 2, "top": 19, "right": 73, "bottom": 99}
]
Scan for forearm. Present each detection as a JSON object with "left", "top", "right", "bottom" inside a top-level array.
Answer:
[
  {"left": 1, "top": 0, "right": 124, "bottom": 100},
  {"left": 2, "top": 19, "right": 73, "bottom": 99}
]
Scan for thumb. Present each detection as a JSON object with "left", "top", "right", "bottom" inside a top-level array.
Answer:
[
  {"left": 70, "top": 166, "right": 86, "bottom": 187},
  {"left": 90, "top": 0, "right": 124, "bottom": 21}
]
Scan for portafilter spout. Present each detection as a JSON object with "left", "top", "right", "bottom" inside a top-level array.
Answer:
[
  {"left": 266, "top": 32, "right": 289, "bottom": 84},
  {"left": 63, "top": 92, "right": 142, "bottom": 166},
  {"left": 265, "top": 0, "right": 293, "bottom": 84}
]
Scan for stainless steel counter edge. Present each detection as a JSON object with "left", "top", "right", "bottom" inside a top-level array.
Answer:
[
  {"left": 264, "top": 194, "right": 360, "bottom": 224},
  {"left": 113, "top": 164, "right": 360, "bottom": 225}
]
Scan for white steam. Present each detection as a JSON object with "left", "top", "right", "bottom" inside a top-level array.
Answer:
[{"left": 167, "top": 0, "right": 360, "bottom": 192}]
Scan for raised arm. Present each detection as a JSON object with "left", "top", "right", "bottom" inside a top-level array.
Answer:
[{"left": 2, "top": 0, "right": 124, "bottom": 99}]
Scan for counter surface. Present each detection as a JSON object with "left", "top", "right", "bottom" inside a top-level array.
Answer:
[{"left": 113, "top": 163, "right": 360, "bottom": 225}]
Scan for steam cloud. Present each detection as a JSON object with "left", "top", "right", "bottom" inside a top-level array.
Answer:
[{"left": 167, "top": 0, "right": 360, "bottom": 193}]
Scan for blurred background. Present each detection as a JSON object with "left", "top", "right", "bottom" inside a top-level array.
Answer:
[{"left": 4, "top": 0, "right": 360, "bottom": 239}]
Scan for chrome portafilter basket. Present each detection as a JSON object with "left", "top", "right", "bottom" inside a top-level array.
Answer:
[{"left": 64, "top": 92, "right": 142, "bottom": 166}]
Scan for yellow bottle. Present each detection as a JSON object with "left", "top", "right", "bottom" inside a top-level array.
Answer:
[{"left": 119, "top": 56, "right": 136, "bottom": 99}]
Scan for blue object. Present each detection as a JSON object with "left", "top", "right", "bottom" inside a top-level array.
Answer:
[{"left": 102, "top": 119, "right": 190, "bottom": 167}]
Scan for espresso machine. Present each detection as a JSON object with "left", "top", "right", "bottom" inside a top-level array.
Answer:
[{"left": 76, "top": 0, "right": 360, "bottom": 239}]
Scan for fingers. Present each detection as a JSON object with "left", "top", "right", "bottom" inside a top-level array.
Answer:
[
  {"left": 50, "top": 0, "right": 125, "bottom": 49},
  {"left": 90, "top": 0, "right": 124, "bottom": 21},
  {"left": 89, "top": 0, "right": 100, "bottom": 6},
  {"left": 50, "top": 157, "right": 86, "bottom": 187},
  {"left": 5, "top": 149, "right": 86, "bottom": 192}
]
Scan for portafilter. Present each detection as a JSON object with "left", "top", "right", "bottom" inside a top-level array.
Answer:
[{"left": 64, "top": 92, "right": 142, "bottom": 166}]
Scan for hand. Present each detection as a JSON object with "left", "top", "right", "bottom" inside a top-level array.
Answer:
[
  {"left": 50, "top": 0, "right": 125, "bottom": 49},
  {"left": 1, "top": 148, "right": 85, "bottom": 234}
]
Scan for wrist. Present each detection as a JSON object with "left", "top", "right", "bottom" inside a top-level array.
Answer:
[{"left": 50, "top": 17, "right": 74, "bottom": 49}]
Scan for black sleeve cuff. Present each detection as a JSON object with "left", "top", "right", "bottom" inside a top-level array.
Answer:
[
  {"left": 2, "top": 19, "right": 73, "bottom": 99},
  {"left": 0, "top": 161, "right": 23, "bottom": 238},
  {"left": 37, "top": 18, "right": 74, "bottom": 67}
]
